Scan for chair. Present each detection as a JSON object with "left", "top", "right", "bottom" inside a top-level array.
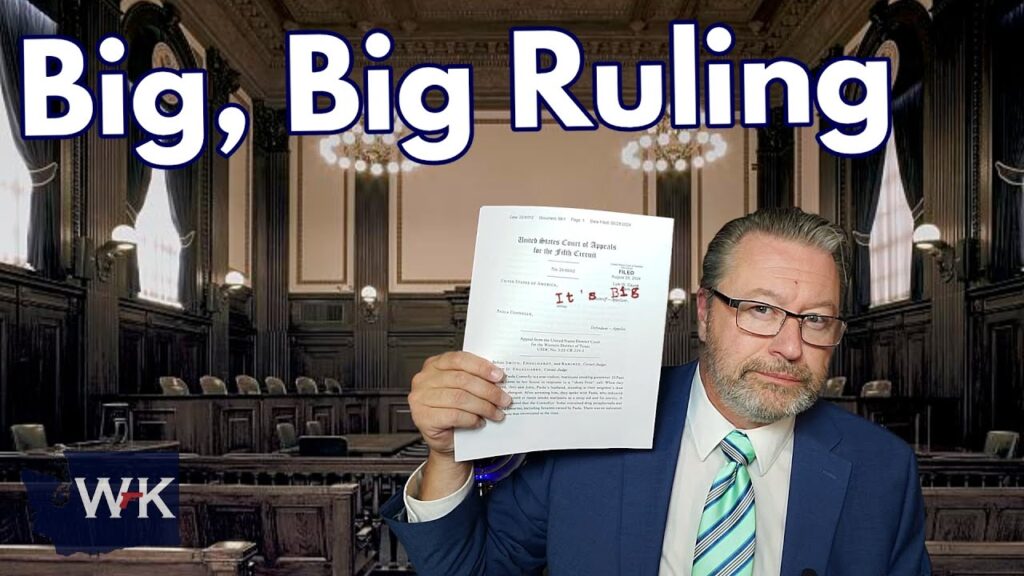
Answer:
[
  {"left": 860, "top": 380, "right": 892, "bottom": 398},
  {"left": 265, "top": 377, "right": 287, "bottom": 395},
  {"left": 10, "top": 424, "right": 48, "bottom": 452},
  {"left": 199, "top": 375, "right": 228, "bottom": 395},
  {"left": 305, "top": 420, "right": 324, "bottom": 436},
  {"left": 983, "top": 430, "right": 1020, "bottom": 459},
  {"left": 276, "top": 422, "right": 298, "bottom": 452},
  {"left": 235, "top": 375, "right": 262, "bottom": 395},
  {"left": 99, "top": 402, "right": 131, "bottom": 441},
  {"left": 822, "top": 377, "right": 847, "bottom": 398},
  {"left": 324, "top": 377, "right": 343, "bottom": 394},
  {"left": 158, "top": 376, "right": 190, "bottom": 396},
  {"left": 295, "top": 376, "right": 319, "bottom": 395}
]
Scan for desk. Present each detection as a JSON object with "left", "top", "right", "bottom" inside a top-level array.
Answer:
[
  {"left": 345, "top": 434, "right": 421, "bottom": 457},
  {"left": 100, "top": 392, "right": 415, "bottom": 455},
  {"left": 62, "top": 440, "right": 180, "bottom": 453},
  {"left": 824, "top": 396, "right": 960, "bottom": 451}
]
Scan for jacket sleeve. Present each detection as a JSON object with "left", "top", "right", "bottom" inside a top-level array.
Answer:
[
  {"left": 888, "top": 452, "right": 931, "bottom": 575},
  {"left": 381, "top": 455, "right": 554, "bottom": 576}
]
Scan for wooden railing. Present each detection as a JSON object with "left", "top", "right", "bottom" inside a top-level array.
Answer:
[
  {"left": 0, "top": 541, "right": 258, "bottom": 575},
  {"left": 918, "top": 457, "right": 1024, "bottom": 487}
]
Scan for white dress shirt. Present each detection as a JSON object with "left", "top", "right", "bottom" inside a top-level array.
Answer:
[{"left": 403, "top": 366, "right": 796, "bottom": 575}]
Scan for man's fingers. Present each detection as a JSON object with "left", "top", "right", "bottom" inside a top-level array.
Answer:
[
  {"left": 431, "top": 351, "right": 504, "bottom": 383},
  {"left": 430, "top": 408, "right": 485, "bottom": 431},
  {"left": 455, "top": 372, "right": 512, "bottom": 409},
  {"left": 424, "top": 387, "right": 506, "bottom": 422}
]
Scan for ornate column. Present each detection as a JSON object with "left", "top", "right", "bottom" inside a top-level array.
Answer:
[
  {"left": 658, "top": 173, "right": 693, "bottom": 365},
  {"left": 207, "top": 48, "right": 240, "bottom": 380},
  {"left": 80, "top": 0, "right": 126, "bottom": 432},
  {"left": 252, "top": 103, "right": 290, "bottom": 381},
  {"left": 756, "top": 106, "right": 795, "bottom": 209},
  {"left": 354, "top": 173, "right": 389, "bottom": 389}
]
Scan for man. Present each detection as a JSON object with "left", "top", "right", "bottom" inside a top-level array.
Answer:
[{"left": 382, "top": 208, "right": 930, "bottom": 576}]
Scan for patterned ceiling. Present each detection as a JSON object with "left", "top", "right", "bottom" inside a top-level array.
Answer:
[{"left": 174, "top": 0, "right": 877, "bottom": 102}]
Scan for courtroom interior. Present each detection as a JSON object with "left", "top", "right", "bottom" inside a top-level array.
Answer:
[{"left": 0, "top": 0, "right": 1023, "bottom": 574}]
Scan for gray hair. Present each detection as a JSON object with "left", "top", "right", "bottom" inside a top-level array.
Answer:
[{"left": 699, "top": 208, "right": 850, "bottom": 302}]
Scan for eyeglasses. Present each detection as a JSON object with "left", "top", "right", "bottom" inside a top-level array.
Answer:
[{"left": 707, "top": 289, "right": 847, "bottom": 347}]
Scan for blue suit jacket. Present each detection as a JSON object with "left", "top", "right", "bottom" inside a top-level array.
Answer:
[{"left": 382, "top": 362, "right": 931, "bottom": 575}]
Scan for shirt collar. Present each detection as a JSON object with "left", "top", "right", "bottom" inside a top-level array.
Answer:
[{"left": 688, "top": 364, "right": 795, "bottom": 477}]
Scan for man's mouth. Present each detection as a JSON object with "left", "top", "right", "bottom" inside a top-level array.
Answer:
[{"left": 751, "top": 371, "right": 803, "bottom": 385}]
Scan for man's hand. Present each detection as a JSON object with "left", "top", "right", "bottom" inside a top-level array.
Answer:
[{"left": 408, "top": 351, "right": 511, "bottom": 500}]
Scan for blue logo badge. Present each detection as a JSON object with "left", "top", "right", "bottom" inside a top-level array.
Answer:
[{"left": 21, "top": 452, "right": 180, "bottom": 555}]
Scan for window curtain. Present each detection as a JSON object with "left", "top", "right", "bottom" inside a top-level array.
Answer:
[
  {"left": 0, "top": 0, "right": 58, "bottom": 275},
  {"left": 127, "top": 123, "right": 152, "bottom": 295},
  {"left": 852, "top": 148, "right": 886, "bottom": 311},
  {"left": 165, "top": 167, "right": 196, "bottom": 309},
  {"left": 994, "top": 6, "right": 1024, "bottom": 276},
  {"left": 892, "top": 82, "right": 924, "bottom": 298}
]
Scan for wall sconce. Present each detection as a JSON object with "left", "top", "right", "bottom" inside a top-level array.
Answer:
[
  {"left": 913, "top": 224, "right": 960, "bottom": 283},
  {"left": 668, "top": 287, "right": 688, "bottom": 322},
  {"left": 220, "top": 270, "right": 248, "bottom": 298},
  {"left": 360, "top": 285, "right": 379, "bottom": 323},
  {"left": 96, "top": 225, "right": 138, "bottom": 282}
]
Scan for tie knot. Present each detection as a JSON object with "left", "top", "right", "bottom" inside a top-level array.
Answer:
[{"left": 721, "top": 431, "right": 756, "bottom": 466}]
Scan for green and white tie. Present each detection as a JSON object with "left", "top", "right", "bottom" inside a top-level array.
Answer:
[{"left": 692, "top": 430, "right": 757, "bottom": 576}]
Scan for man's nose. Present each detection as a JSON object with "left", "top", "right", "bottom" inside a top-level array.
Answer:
[{"left": 768, "top": 316, "right": 803, "bottom": 360}]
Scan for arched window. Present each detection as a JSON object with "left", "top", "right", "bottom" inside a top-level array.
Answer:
[
  {"left": 136, "top": 170, "right": 182, "bottom": 307},
  {"left": 868, "top": 134, "right": 914, "bottom": 306},
  {"left": 0, "top": 81, "right": 32, "bottom": 269}
]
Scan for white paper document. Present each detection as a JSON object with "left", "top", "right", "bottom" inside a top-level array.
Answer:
[{"left": 454, "top": 206, "right": 674, "bottom": 461}]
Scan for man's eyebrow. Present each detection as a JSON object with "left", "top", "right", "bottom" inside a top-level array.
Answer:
[{"left": 742, "top": 288, "right": 838, "bottom": 314}]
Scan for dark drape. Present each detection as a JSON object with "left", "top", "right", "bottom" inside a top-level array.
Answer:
[
  {"left": 993, "top": 5, "right": 1024, "bottom": 277},
  {"left": 852, "top": 149, "right": 886, "bottom": 310},
  {"left": 127, "top": 124, "right": 153, "bottom": 295},
  {"left": 165, "top": 167, "right": 197, "bottom": 309},
  {"left": 0, "top": 0, "right": 58, "bottom": 275},
  {"left": 892, "top": 82, "right": 925, "bottom": 298}
]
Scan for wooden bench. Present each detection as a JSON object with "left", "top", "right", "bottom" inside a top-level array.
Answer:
[
  {"left": 180, "top": 483, "right": 373, "bottom": 576},
  {"left": 0, "top": 540, "right": 257, "bottom": 575},
  {"left": 923, "top": 488, "right": 1024, "bottom": 541}
]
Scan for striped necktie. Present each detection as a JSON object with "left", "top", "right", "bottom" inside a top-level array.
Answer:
[{"left": 692, "top": 430, "right": 757, "bottom": 576}]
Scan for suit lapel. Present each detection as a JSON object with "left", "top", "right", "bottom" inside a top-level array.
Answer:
[
  {"left": 780, "top": 404, "right": 852, "bottom": 575},
  {"left": 619, "top": 363, "right": 696, "bottom": 576}
]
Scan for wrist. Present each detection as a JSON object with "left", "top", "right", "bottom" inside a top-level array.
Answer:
[{"left": 420, "top": 452, "right": 473, "bottom": 501}]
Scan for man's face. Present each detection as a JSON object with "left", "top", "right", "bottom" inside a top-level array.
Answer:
[{"left": 697, "top": 233, "right": 840, "bottom": 427}]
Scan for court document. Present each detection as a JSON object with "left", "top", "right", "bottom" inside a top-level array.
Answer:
[{"left": 454, "top": 206, "right": 674, "bottom": 461}]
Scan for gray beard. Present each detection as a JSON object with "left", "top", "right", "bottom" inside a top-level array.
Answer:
[{"left": 701, "top": 319, "right": 824, "bottom": 425}]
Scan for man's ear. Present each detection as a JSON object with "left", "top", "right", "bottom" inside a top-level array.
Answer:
[{"left": 696, "top": 288, "right": 709, "bottom": 343}]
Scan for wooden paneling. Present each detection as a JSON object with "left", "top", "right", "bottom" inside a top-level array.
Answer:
[
  {"left": 842, "top": 301, "right": 932, "bottom": 396},
  {"left": 969, "top": 279, "right": 1024, "bottom": 444},
  {"left": 291, "top": 334, "right": 355, "bottom": 388},
  {"left": 0, "top": 277, "right": 81, "bottom": 450},
  {"left": 388, "top": 335, "right": 456, "bottom": 394},
  {"left": 119, "top": 302, "right": 210, "bottom": 394}
]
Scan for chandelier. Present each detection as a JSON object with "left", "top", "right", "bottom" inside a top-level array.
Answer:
[
  {"left": 319, "top": 122, "right": 417, "bottom": 177},
  {"left": 621, "top": 115, "right": 727, "bottom": 173}
]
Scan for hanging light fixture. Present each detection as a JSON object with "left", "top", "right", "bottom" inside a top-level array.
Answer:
[
  {"left": 319, "top": 120, "right": 418, "bottom": 177},
  {"left": 621, "top": 114, "right": 727, "bottom": 173}
]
